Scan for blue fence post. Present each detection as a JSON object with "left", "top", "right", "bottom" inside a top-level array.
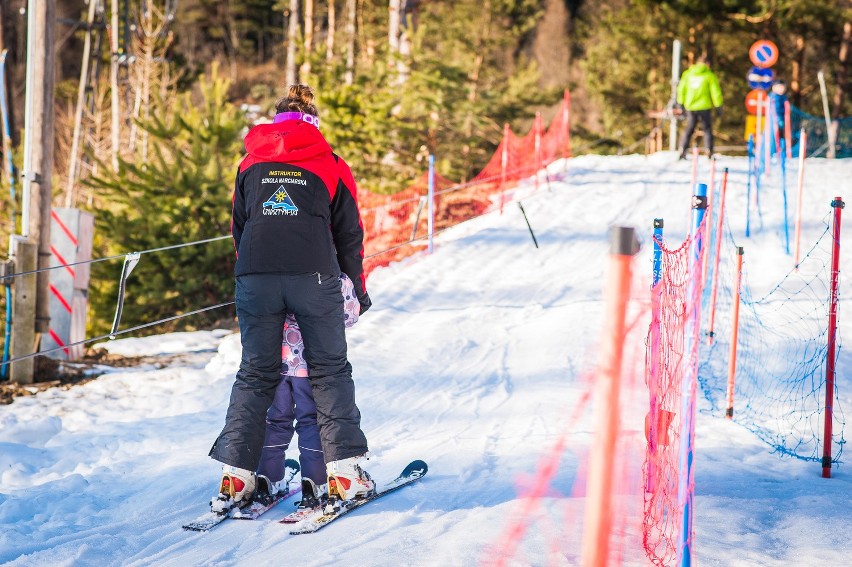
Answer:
[
  {"left": 427, "top": 154, "right": 435, "bottom": 254},
  {"left": 781, "top": 138, "right": 790, "bottom": 254},
  {"left": 755, "top": 132, "right": 764, "bottom": 230},
  {"left": 647, "top": 218, "right": 664, "bottom": 492},
  {"left": 678, "top": 183, "right": 707, "bottom": 567},
  {"left": 746, "top": 135, "right": 753, "bottom": 238},
  {"left": 0, "top": 50, "right": 14, "bottom": 380},
  {"left": 653, "top": 219, "right": 664, "bottom": 286}
]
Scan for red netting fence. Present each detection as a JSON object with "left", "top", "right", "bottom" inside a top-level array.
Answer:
[
  {"left": 360, "top": 92, "right": 571, "bottom": 275},
  {"left": 642, "top": 218, "right": 707, "bottom": 566}
]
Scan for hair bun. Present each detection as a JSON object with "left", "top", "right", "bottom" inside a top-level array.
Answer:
[{"left": 276, "top": 84, "right": 319, "bottom": 116}]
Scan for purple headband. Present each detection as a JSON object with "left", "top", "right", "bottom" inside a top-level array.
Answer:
[{"left": 273, "top": 111, "right": 320, "bottom": 128}]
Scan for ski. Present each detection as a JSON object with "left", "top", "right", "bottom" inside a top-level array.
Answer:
[
  {"left": 279, "top": 500, "right": 325, "bottom": 524},
  {"left": 286, "top": 459, "right": 427, "bottom": 535},
  {"left": 183, "top": 459, "right": 301, "bottom": 532}
]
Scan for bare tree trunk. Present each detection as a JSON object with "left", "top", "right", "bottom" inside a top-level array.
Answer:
[
  {"left": 301, "top": 0, "right": 314, "bottom": 77},
  {"left": 344, "top": 0, "right": 355, "bottom": 85},
  {"left": 357, "top": 0, "right": 371, "bottom": 69},
  {"left": 791, "top": 35, "right": 805, "bottom": 107},
  {"left": 388, "top": 0, "right": 400, "bottom": 54},
  {"left": 833, "top": 21, "right": 851, "bottom": 113},
  {"left": 388, "top": 0, "right": 409, "bottom": 84},
  {"left": 128, "top": 1, "right": 174, "bottom": 164},
  {"left": 461, "top": 2, "right": 492, "bottom": 178},
  {"left": 397, "top": 1, "right": 410, "bottom": 83},
  {"left": 466, "top": 4, "right": 491, "bottom": 114},
  {"left": 285, "top": 0, "right": 300, "bottom": 85},
  {"left": 110, "top": 0, "right": 120, "bottom": 172},
  {"left": 224, "top": 1, "right": 240, "bottom": 82},
  {"left": 0, "top": 1, "right": 4, "bottom": 51},
  {"left": 326, "top": 0, "right": 336, "bottom": 62},
  {"left": 65, "top": 0, "right": 98, "bottom": 206}
]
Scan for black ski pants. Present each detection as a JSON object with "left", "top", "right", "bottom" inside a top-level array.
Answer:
[
  {"left": 679, "top": 109, "right": 715, "bottom": 155},
  {"left": 210, "top": 272, "right": 368, "bottom": 471}
]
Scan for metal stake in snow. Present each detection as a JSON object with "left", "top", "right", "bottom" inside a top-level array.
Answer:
[{"left": 517, "top": 202, "right": 538, "bottom": 249}]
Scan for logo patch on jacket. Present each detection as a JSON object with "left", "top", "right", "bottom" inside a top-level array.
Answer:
[{"left": 262, "top": 186, "right": 299, "bottom": 216}]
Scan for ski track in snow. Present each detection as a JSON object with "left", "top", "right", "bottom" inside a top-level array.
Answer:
[{"left": 2, "top": 153, "right": 852, "bottom": 566}]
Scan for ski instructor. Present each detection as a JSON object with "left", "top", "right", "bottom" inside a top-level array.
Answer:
[{"left": 209, "top": 84, "right": 375, "bottom": 510}]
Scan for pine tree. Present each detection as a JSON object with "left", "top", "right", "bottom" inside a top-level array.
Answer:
[{"left": 84, "top": 65, "right": 245, "bottom": 336}]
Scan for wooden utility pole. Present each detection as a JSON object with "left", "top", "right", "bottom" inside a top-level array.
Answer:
[
  {"left": 10, "top": 237, "right": 36, "bottom": 384},
  {"left": 15, "top": 0, "right": 56, "bottom": 384}
]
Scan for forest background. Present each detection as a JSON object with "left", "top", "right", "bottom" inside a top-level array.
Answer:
[{"left": 0, "top": 0, "right": 850, "bottom": 366}]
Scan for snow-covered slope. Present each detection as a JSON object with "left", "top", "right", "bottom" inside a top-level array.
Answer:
[{"left": 2, "top": 152, "right": 851, "bottom": 566}]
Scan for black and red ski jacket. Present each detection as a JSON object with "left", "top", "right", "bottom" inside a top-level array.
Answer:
[{"left": 231, "top": 118, "right": 367, "bottom": 299}]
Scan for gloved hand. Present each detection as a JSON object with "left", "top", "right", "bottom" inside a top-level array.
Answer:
[
  {"left": 357, "top": 291, "right": 372, "bottom": 315},
  {"left": 716, "top": 106, "right": 723, "bottom": 118}
]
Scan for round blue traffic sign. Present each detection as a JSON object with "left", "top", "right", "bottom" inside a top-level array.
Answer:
[
  {"left": 749, "top": 40, "right": 779, "bottom": 68},
  {"left": 747, "top": 66, "right": 775, "bottom": 89}
]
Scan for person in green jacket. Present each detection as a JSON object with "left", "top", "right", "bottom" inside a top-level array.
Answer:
[{"left": 676, "top": 54, "right": 723, "bottom": 159}]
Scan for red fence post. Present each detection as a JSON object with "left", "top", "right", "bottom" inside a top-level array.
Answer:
[
  {"left": 581, "top": 226, "right": 639, "bottom": 567},
  {"left": 822, "top": 197, "right": 844, "bottom": 478},
  {"left": 689, "top": 147, "right": 699, "bottom": 188},
  {"left": 500, "top": 123, "right": 510, "bottom": 214},
  {"left": 563, "top": 89, "right": 572, "bottom": 159},
  {"left": 726, "top": 246, "right": 744, "bottom": 418},
  {"left": 784, "top": 101, "right": 792, "bottom": 160},
  {"left": 534, "top": 112, "right": 542, "bottom": 191},
  {"left": 707, "top": 168, "right": 729, "bottom": 344},
  {"left": 701, "top": 157, "right": 716, "bottom": 287}
]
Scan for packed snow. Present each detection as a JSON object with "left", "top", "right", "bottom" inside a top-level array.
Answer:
[{"left": 1, "top": 152, "right": 851, "bottom": 566}]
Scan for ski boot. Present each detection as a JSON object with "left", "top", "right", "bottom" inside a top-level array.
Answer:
[
  {"left": 210, "top": 465, "right": 256, "bottom": 513},
  {"left": 325, "top": 455, "right": 375, "bottom": 514},
  {"left": 299, "top": 477, "right": 329, "bottom": 509}
]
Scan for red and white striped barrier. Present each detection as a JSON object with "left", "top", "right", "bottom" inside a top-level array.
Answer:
[{"left": 41, "top": 208, "right": 94, "bottom": 360}]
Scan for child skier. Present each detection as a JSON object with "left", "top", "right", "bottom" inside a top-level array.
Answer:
[
  {"left": 255, "top": 274, "right": 362, "bottom": 507},
  {"left": 769, "top": 80, "right": 789, "bottom": 148}
]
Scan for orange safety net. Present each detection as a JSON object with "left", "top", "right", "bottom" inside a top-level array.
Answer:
[{"left": 359, "top": 93, "right": 571, "bottom": 276}]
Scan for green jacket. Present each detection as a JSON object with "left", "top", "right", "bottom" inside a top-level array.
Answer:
[{"left": 677, "top": 63, "right": 723, "bottom": 111}]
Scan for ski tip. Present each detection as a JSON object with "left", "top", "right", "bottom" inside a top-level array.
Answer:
[{"left": 401, "top": 459, "right": 428, "bottom": 478}]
